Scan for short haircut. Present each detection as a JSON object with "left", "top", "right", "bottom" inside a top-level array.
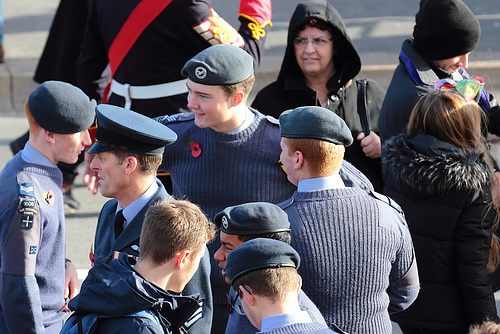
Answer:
[
  {"left": 139, "top": 199, "right": 216, "bottom": 266},
  {"left": 232, "top": 267, "right": 298, "bottom": 303},
  {"left": 111, "top": 148, "right": 163, "bottom": 175},
  {"left": 284, "top": 137, "right": 344, "bottom": 176},
  {"left": 24, "top": 100, "right": 42, "bottom": 136},
  {"left": 237, "top": 231, "right": 291, "bottom": 245},
  {"left": 221, "top": 74, "right": 255, "bottom": 100}
]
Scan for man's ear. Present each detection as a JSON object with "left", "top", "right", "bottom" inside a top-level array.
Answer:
[
  {"left": 175, "top": 249, "right": 192, "bottom": 269},
  {"left": 296, "top": 274, "right": 302, "bottom": 294},
  {"left": 293, "top": 150, "right": 304, "bottom": 170},
  {"left": 43, "top": 129, "right": 56, "bottom": 144},
  {"left": 231, "top": 91, "right": 245, "bottom": 107},
  {"left": 240, "top": 285, "right": 256, "bottom": 306},
  {"left": 124, "top": 156, "right": 138, "bottom": 175}
]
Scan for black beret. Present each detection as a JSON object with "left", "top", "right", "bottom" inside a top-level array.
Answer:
[
  {"left": 413, "top": 0, "right": 480, "bottom": 60},
  {"left": 88, "top": 104, "right": 177, "bottom": 156},
  {"left": 28, "top": 81, "right": 96, "bottom": 134},
  {"left": 214, "top": 202, "right": 291, "bottom": 236},
  {"left": 226, "top": 238, "right": 300, "bottom": 284},
  {"left": 279, "top": 106, "right": 353, "bottom": 146},
  {"left": 181, "top": 44, "right": 254, "bottom": 85}
]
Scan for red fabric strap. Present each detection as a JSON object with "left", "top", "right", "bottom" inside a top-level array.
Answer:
[{"left": 103, "top": 0, "right": 173, "bottom": 103}]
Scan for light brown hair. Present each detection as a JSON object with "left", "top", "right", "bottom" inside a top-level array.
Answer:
[
  {"left": 221, "top": 74, "right": 255, "bottom": 100},
  {"left": 232, "top": 267, "right": 298, "bottom": 303},
  {"left": 111, "top": 148, "right": 162, "bottom": 175},
  {"left": 408, "top": 89, "right": 500, "bottom": 271},
  {"left": 139, "top": 199, "right": 216, "bottom": 266},
  {"left": 408, "top": 89, "right": 485, "bottom": 150}
]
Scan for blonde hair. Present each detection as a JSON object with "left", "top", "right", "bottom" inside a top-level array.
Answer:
[{"left": 470, "top": 321, "right": 500, "bottom": 334}]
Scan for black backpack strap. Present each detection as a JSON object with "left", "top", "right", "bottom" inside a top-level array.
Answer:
[{"left": 356, "top": 79, "right": 371, "bottom": 136}]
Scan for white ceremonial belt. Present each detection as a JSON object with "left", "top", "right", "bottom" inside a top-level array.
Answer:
[{"left": 110, "top": 79, "right": 188, "bottom": 109}]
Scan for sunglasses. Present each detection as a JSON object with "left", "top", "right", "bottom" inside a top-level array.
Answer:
[{"left": 227, "top": 285, "right": 253, "bottom": 315}]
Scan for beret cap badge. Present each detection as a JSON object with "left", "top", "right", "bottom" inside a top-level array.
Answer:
[
  {"left": 221, "top": 216, "right": 229, "bottom": 229},
  {"left": 195, "top": 67, "right": 207, "bottom": 80}
]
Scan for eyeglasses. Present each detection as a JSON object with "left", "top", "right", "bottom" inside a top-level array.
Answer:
[
  {"left": 228, "top": 285, "right": 253, "bottom": 315},
  {"left": 293, "top": 37, "right": 333, "bottom": 48}
]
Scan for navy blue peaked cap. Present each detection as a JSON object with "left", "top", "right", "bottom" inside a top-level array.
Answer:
[
  {"left": 28, "top": 81, "right": 96, "bottom": 134},
  {"left": 88, "top": 104, "right": 177, "bottom": 156},
  {"left": 214, "top": 202, "right": 291, "bottom": 236},
  {"left": 279, "top": 106, "right": 353, "bottom": 146},
  {"left": 226, "top": 238, "right": 300, "bottom": 284},
  {"left": 181, "top": 44, "right": 254, "bottom": 85}
]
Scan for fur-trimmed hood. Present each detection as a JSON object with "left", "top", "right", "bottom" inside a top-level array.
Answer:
[{"left": 382, "top": 134, "right": 491, "bottom": 197}]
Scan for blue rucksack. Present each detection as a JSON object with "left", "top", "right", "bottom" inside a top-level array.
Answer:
[{"left": 60, "top": 309, "right": 163, "bottom": 334}]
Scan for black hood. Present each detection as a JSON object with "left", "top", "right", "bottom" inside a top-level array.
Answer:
[
  {"left": 278, "top": 0, "right": 361, "bottom": 90},
  {"left": 382, "top": 134, "right": 491, "bottom": 197}
]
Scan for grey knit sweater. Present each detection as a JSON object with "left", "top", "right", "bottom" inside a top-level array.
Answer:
[
  {"left": 282, "top": 186, "right": 416, "bottom": 334},
  {"left": 0, "top": 153, "right": 67, "bottom": 333},
  {"left": 160, "top": 109, "right": 297, "bottom": 304}
]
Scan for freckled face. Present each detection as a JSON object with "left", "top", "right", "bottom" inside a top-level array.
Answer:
[{"left": 53, "top": 130, "right": 91, "bottom": 164}]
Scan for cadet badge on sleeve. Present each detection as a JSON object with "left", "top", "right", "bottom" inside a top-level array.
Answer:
[
  {"left": 18, "top": 199, "right": 38, "bottom": 229},
  {"left": 193, "top": 8, "right": 245, "bottom": 47},
  {"left": 18, "top": 183, "right": 35, "bottom": 197}
]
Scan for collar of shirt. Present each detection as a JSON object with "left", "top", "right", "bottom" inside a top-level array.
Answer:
[
  {"left": 260, "top": 310, "right": 312, "bottom": 332},
  {"left": 116, "top": 180, "right": 159, "bottom": 229},
  {"left": 20, "top": 142, "right": 56, "bottom": 167},
  {"left": 297, "top": 175, "right": 345, "bottom": 192},
  {"left": 226, "top": 108, "right": 257, "bottom": 134}
]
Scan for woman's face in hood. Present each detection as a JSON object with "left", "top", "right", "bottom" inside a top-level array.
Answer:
[{"left": 294, "top": 26, "right": 336, "bottom": 79}]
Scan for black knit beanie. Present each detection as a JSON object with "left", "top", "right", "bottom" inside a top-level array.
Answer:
[{"left": 413, "top": 0, "right": 480, "bottom": 60}]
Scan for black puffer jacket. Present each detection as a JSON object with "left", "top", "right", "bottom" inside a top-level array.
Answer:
[
  {"left": 382, "top": 134, "right": 499, "bottom": 331},
  {"left": 251, "top": 0, "right": 385, "bottom": 191}
]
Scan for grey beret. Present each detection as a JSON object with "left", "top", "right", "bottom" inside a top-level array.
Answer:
[
  {"left": 181, "top": 44, "right": 254, "bottom": 85},
  {"left": 88, "top": 104, "right": 177, "bottom": 156},
  {"left": 28, "top": 81, "right": 96, "bottom": 134},
  {"left": 214, "top": 202, "right": 291, "bottom": 236},
  {"left": 226, "top": 238, "right": 300, "bottom": 284},
  {"left": 279, "top": 106, "right": 353, "bottom": 146}
]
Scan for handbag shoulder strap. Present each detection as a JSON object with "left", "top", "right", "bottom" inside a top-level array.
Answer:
[{"left": 356, "top": 78, "right": 371, "bottom": 136}]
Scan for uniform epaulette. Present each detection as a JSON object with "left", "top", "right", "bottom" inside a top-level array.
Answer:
[
  {"left": 277, "top": 197, "right": 294, "bottom": 210},
  {"left": 265, "top": 115, "right": 279, "bottom": 125},
  {"left": 158, "top": 112, "right": 195, "bottom": 125},
  {"left": 369, "top": 190, "right": 403, "bottom": 214}
]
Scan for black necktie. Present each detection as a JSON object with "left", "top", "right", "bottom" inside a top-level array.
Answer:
[{"left": 114, "top": 210, "right": 125, "bottom": 239}]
